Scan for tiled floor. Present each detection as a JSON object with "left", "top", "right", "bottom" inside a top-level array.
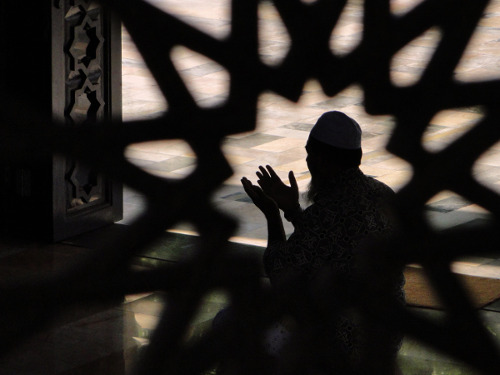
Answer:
[
  {"left": 3, "top": 0, "right": 500, "bottom": 374},
  {"left": 2, "top": 232, "right": 500, "bottom": 375}
]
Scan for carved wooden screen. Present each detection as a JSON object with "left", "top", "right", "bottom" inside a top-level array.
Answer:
[
  {"left": 1, "top": 0, "right": 500, "bottom": 374},
  {"left": 0, "top": 0, "right": 122, "bottom": 241},
  {"left": 51, "top": 0, "right": 123, "bottom": 240}
]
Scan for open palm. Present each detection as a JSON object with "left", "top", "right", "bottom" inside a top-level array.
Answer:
[
  {"left": 256, "top": 165, "right": 299, "bottom": 212},
  {"left": 241, "top": 177, "right": 279, "bottom": 217}
]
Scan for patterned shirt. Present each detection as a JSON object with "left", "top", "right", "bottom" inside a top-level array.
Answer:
[
  {"left": 264, "top": 168, "right": 404, "bottom": 364},
  {"left": 265, "top": 168, "right": 395, "bottom": 281}
]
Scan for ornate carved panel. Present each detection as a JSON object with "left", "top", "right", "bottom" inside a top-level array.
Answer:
[
  {"left": 64, "top": 0, "right": 105, "bottom": 127},
  {"left": 52, "top": 0, "right": 122, "bottom": 239},
  {"left": 0, "top": 1, "right": 121, "bottom": 240}
]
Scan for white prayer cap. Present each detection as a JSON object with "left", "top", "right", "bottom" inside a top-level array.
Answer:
[{"left": 309, "top": 111, "right": 362, "bottom": 150}]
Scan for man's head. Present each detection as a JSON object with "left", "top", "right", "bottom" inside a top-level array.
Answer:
[
  {"left": 306, "top": 111, "right": 362, "bottom": 173},
  {"left": 309, "top": 111, "right": 362, "bottom": 150},
  {"left": 306, "top": 111, "right": 362, "bottom": 200}
]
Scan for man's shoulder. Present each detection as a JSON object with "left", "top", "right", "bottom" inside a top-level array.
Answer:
[
  {"left": 361, "top": 174, "right": 395, "bottom": 199},
  {"left": 364, "top": 175, "right": 396, "bottom": 202}
]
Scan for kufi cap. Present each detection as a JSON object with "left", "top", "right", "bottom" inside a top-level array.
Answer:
[{"left": 309, "top": 111, "right": 362, "bottom": 150}]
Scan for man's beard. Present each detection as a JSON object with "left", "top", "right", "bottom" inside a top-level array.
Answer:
[{"left": 306, "top": 174, "right": 324, "bottom": 203}]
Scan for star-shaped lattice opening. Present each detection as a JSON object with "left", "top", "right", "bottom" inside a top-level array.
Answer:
[
  {"left": 68, "top": 84, "right": 103, "bottom": 125},
  {"left": 65, "top": 5, "right": 86, "bottom": 24},
  {"left": 2, "top": 0, "right": 500, "bottom": 373},
  {"left": 66, "top": 1, "right": 103, "bottom": 70},
  {"left": 67, "top": 161, "right": 99, "bottom": 204},
  {"left": 68, "top": 20, "right": 102, "bottom": 68}
]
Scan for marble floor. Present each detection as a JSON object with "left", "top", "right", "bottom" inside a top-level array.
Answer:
[
  {"left": 2, "top": 230, "right": 500, "bottom": 375},
  {"left": 3, "top": 0, "right": 500, "bottom": 374}
]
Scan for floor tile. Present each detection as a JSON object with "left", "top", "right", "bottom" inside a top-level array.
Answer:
[
  {"left": 142, "top": 156, "right": 197, "bottom": 173},
  {"left": 224, "top": 133, "right": 283, "bottom": 148},
  {"left": 427, "top": 196, "right": 473, "bottom": 213}
]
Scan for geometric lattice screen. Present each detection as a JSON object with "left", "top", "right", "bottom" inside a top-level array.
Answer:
[{"left": 2, "top": 0, "right": 500, "bottom": 374}]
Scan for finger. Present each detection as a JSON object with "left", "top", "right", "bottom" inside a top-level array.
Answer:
[
  {"left": 288, "top": 170, "right": 298, "bottom": 191},
  {"left": 258, "top": 165, "right": 271, "bottom": 180},
  {"left": 242, "top": 179, "right": 259, "bottom": 200},
  {"left": 266, "top": 165, "right": 282, "bottom": 183},
  {"left": 241, "top": 177, "right": 251, "bottom": 185},
  {"left": 241, "top": 177, "right": 253, "bottom": 192},
  {"left": 241, "top": 177, "right": 250, "bottom": 190},
  {"left": 243, "top": 177, "right": 264, "bottom": 196},
  {"left": 256, "top": 172, "right": 270, "bottom": 188}
]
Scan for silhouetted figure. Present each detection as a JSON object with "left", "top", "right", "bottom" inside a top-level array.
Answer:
[{"left": 242, "top": 111, "right": 405, "bottom": 374}]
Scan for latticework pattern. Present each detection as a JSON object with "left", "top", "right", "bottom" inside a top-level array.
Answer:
[{"left": 2, "top": 0, "right": 500, "bottom": 374}]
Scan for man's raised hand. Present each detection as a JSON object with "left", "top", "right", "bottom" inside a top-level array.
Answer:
[
  {"left": 241, "top": 177, "right": 279, "bottom": 217},
  {"left": 255, "top": 165, "right": 299, "bottom": 212}
]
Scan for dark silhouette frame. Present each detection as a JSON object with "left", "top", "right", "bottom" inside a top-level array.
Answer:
[{"left": 1, "top": 0, "right": 500, "bottom": 373}]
